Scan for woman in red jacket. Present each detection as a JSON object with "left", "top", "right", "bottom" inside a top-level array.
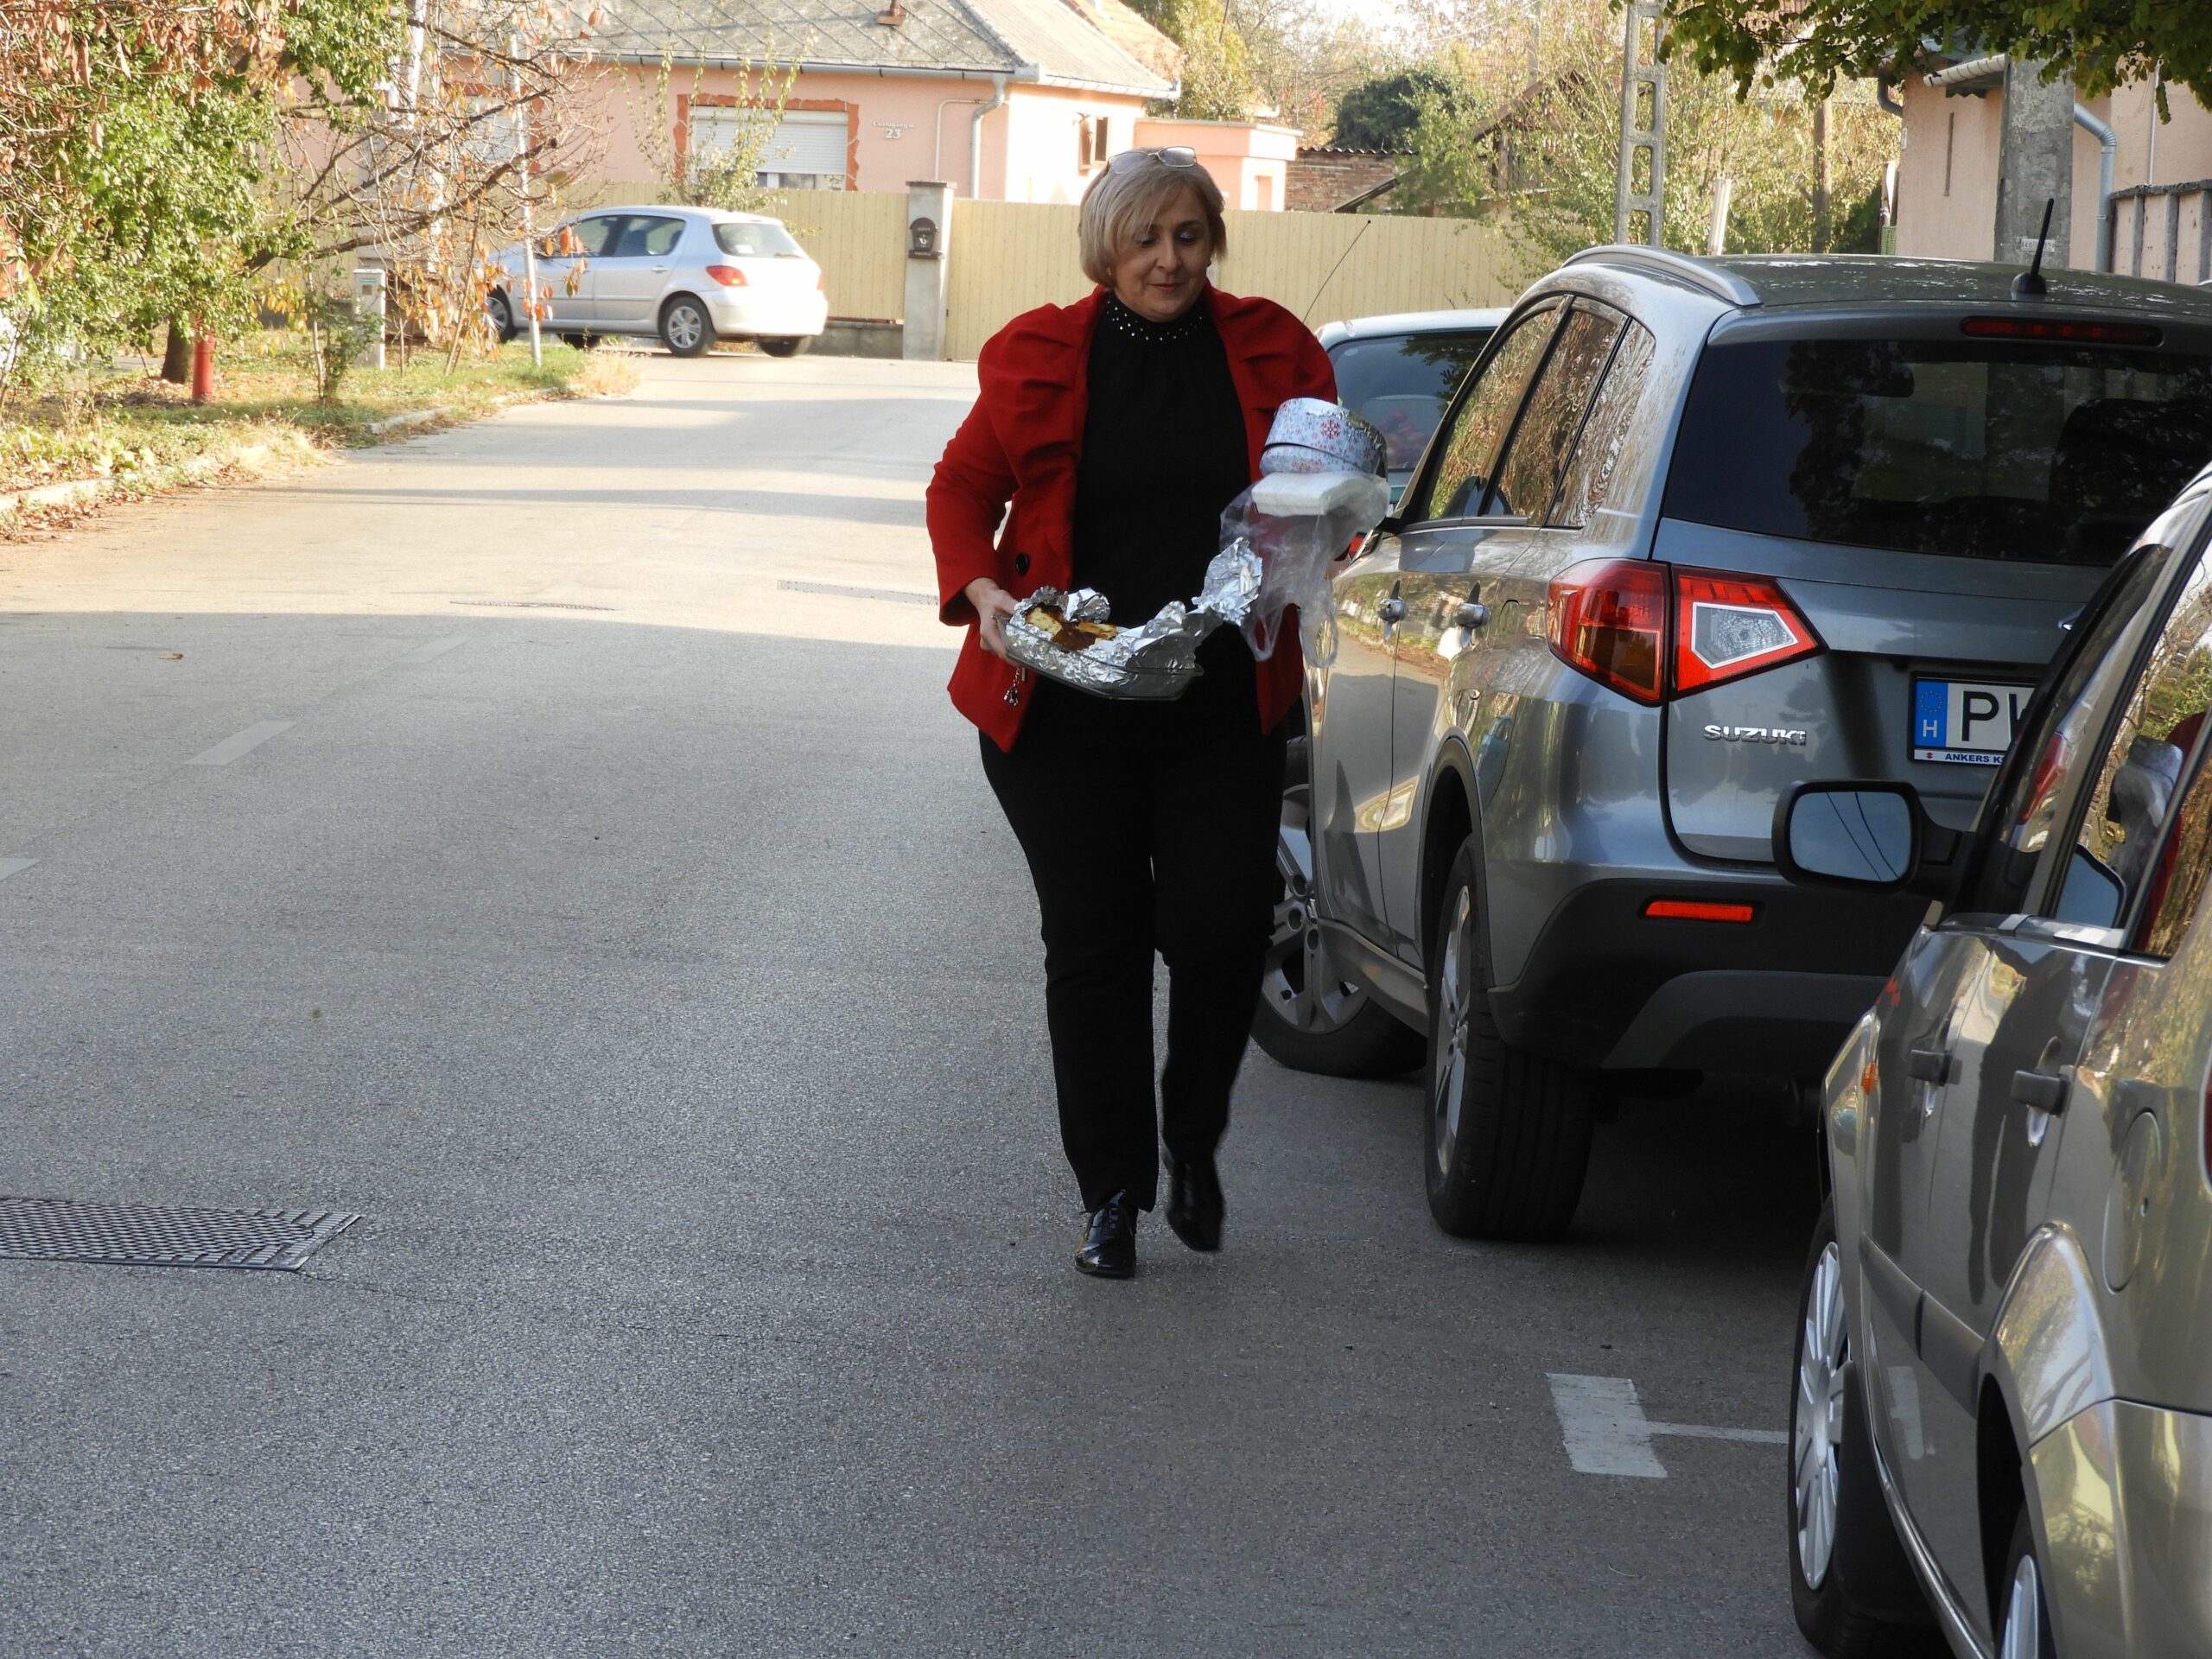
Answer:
[{"left": 927, "top": 148, "right": 1335, "bottom": 1279}]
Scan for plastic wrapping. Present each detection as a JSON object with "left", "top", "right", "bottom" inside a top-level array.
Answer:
[
  {"left": 1000, "top": 547, "right": 1262, "bottom": 700},
  {"left": 1001, "top": 401, "right": 1386, "bottom": 699}
]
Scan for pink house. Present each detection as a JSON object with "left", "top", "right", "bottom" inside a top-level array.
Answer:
[
  {"left": 586, "top": 0, "right": 1189, "bottom": 204},
  {"left": 1895, "top": 55, "right": 2212, "bottom": 282}
]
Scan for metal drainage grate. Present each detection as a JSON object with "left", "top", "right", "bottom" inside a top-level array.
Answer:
[
  {"left": 777, "top": 579, "right": 937, "bottom": 606},
  {"left": 0, "top": 1197, "right": 362, "bottom": 1271}
]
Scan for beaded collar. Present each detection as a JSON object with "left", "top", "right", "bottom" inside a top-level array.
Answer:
[{"left": 1099, "top": 289, "right": 1212, "bottom": 344}]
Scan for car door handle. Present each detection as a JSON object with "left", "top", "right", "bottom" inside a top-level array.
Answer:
[
  {"left": 650, "top": 264, "right": 670, "bottom": 271},
  {"left": 2012, "top": 1069, "right": 2069, "bottom": 1114},
  {"left": 1907, "top": 1046, "right": 1954, "bottom": 1084}
]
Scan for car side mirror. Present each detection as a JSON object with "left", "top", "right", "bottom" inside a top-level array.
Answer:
[{"left": 1774, "top": 782, "right": 1927, "bottom": 891}]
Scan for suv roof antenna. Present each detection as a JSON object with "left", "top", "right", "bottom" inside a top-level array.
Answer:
[{"left": 2012, "top": 198, "right": 2054, "bottom": 300}]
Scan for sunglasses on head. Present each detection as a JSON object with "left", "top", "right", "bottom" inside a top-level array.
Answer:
[{"left": 1108, "top": 145, "right": 1198, "bottom": 174}]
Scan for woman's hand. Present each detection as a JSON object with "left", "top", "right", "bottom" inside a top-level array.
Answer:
[{"left": 965, "top": 577, "right": 1022, "bottom": 660}]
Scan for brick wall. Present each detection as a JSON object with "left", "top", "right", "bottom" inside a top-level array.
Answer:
[{"left": 1286, "top": 149, "right": 1403, "bottom": 213}]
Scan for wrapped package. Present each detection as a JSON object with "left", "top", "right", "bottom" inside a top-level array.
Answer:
[{"left": 1001, "top": 401, "right": 1386, "bottom": 699}]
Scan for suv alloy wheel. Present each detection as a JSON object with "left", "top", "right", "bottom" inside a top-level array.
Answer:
[{"left": 1422, "top": 839, "right": 1594, "bottom": 1239}]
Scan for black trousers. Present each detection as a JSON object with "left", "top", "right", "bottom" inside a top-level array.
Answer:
[{"left": 982, "top": 642, "right": 1287, "bottom": 1211}]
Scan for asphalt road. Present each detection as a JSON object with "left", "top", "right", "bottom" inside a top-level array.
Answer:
[{"left": 0, "top": 349, "right": 1824, "bottom": 1657}]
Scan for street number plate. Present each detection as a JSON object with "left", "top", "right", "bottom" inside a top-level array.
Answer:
[{"left": 1912, "top": 677, "right": 2035, "bottom": 766}]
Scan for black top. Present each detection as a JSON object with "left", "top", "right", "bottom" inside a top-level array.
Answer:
[{"left": 1071, "top": 292, "right": 1250, "bottom": 623}]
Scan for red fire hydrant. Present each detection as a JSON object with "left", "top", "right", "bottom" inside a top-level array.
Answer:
[{"left": 190, "top": 335, "right": 213, "bottom": 404}]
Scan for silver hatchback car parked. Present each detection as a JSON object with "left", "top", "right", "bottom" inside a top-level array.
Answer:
[
  {"left": 1777, "top": 466, "right": 2212, "bottom": 1658},
  {"left": 487, "top": 204, "right": 828, "bottom": 358}
]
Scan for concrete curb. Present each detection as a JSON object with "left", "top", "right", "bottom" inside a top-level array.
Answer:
[{"left": 0, "top": 438, "right": 293, "bottom": 522}]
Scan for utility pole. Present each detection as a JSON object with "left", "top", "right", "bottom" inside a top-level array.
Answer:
[
  {"left": 1993, "top": 58, "right": 2074, "bottom": 268},
  {"left": 1614, "top": 0, "right": 1666, "bottom": 246}
]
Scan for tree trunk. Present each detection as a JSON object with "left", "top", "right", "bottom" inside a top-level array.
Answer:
[{"left": 160, "top": 323, "right": 193, "bottom": 385}]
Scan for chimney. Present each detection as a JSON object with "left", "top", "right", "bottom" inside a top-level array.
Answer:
[{"left": 875, "top": 1, "right": 906, "bottom": 22}]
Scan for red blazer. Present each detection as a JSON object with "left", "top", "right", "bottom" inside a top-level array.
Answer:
[{"left": 928, "top": 285, "right": 1337, "bottom": 751}]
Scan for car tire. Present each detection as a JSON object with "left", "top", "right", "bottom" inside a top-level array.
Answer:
[
  {"left": 1788, "top": 1199, "right": 1943, "bottom": 1656},
  {"left": 486, "top": 290, "right": 515, "bottom": 343},
  {"left": 758, "top": 336, "right": 810, "bottom": 358},
  {"left": 1997, "top": 1510, "right": 2056, "bottom": 1659},
  {"left": 659, "top": 296, "right": 711, "bottom": 358},
  {"left": 1250, "top": 738, "right": 1424, "bottom": 1079},
  {"left": 1422, "top": 838, "right": 1593, "bottom": 1238},
  {"left": 558, "top": 332, "right": 597, "bottom": 350}
]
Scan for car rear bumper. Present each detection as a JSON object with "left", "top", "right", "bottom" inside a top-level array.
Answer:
[
  {"left": 1487, "top": 875, "right": 1926, "bottom": 1077},
  {"left": 703, "top": 289, "right": 828, "bottom": 338}
]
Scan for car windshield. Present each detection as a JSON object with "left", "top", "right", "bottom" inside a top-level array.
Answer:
[
  {"left": 714, "top": 221, "right": 803, "bottom": 257},
  {"left": 1663, "top": 334, "right": 2212, "bottom": 566},
  {"left": 1327, "top": 329, "right": 1494, "bottom": 480}
]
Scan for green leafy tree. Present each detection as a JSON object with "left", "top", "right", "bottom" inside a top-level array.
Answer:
[
  {"left": 1129, "top": 0, "right": 1262, "bottom": 119},
  {"left": 0, "top": 0, "right": 394, "bottom": 384},
  {"left": 1663, "top": 0, "right": 2212, "bottom": 100},
  {"left": 1394, "top": 3, "right": 1895, "bottom": 263},
  {"left": 1332, "top": 67, "right": 1452, "bottom": 149}
]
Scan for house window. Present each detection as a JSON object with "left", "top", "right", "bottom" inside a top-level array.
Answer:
[
  {"left": 1078, "top": 115, "right": 1109, "bottom": 171},
  {"left": 691, "top": 105, "right": 849, "bottom": 191}
]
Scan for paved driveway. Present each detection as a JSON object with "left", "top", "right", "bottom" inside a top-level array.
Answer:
[{"left": 0, "top": 352, "right": 1820, "bottom": 1656}]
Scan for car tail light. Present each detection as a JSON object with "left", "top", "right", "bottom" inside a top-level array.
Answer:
[
  {"left": 1548, "top": 559, "right": 1669, "bottom": 704},
  {"left": 1548, "top": 560, "right": 1823, "bottom": 704},
  {"left": 1672, "top": 568, "right": 1821, "bottom": 694},
  {"left": 705, "top": 264, "right": 747, "bottom": 287}
]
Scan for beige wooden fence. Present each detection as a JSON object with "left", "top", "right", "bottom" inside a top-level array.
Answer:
[
  {"left": 761, "top": 190, "right": 909, "bottom": 321},
  {"left": 942, "top": 203, "right": 1522, "bottom": 361}
]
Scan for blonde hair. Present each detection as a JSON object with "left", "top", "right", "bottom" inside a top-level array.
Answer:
[{"left": 1077, "top": 153, "right": 1227, "bottom": 286}]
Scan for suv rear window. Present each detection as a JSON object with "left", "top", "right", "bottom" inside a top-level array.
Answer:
[
  {"left": 1328, "top": 329, "right": 1493, "bottom": 479},
  {"left": 714, "top": 220, "right": 802, "bottom": 257},
  {"left": 1663, "top": 336, "right": 2212, "bottom": 565}
]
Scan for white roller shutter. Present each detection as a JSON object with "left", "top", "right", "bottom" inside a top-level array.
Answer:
[{"left": 761, "top": 111, "right": 848, "bottom": 183}]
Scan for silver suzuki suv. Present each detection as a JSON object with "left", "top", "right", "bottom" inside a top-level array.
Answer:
[{"left": 1257, "top": 247, "right": 2212, "bottom": 1240}]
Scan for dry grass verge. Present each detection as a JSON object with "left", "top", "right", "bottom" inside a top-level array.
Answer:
[{"left": 0, "top": 334, "right": 637, "bottom": 527}]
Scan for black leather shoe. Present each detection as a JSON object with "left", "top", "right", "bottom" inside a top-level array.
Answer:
[
  {"left": 1077, "top": 1192, "right": 1136, "bottom": 1278},
  {"left": 1166, "top": 1155, "right": 1223, "bottom": 1252}
]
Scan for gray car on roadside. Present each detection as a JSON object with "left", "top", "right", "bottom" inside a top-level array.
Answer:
[
  {"left": 1776, "top": 464, "right": 2212, "bottom": 1659},
  {"left": 1254, "top": 248, "right": 2212, "bottom": 1241},
  {"left": 1316, "top": 307, "right": 1509, "bottom": 505}
]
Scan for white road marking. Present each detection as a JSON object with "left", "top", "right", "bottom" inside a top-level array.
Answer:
[
  {"left": 1549, "top": 1374, "right": 1668, "bottom": 1478},
  {"left": 1548, "top": 1373, "right": 1784, "bottom": 1479},
  {"left": 391, "top": 635, "right": 469, "bottom": 666},
  {"left": 0, "top": 857, "right": 35, "bottom": 882},
  {"left": 184, "top": 720, "right": 296, "bottom": 767}
]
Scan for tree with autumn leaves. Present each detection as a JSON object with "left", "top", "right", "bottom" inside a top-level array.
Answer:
[{"left": 0, "top": 0, "right": 604, "bottom": 386}]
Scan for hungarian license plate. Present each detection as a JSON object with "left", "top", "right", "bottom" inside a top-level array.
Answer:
[{"left": 1912, "top": 677, "right": 2034, "bottom": 766}]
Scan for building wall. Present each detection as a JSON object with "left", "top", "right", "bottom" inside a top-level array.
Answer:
[
  {"left": 1897, "top": 73, "right": 2212, "bottom": 277},
  {"left": 576, "top": 63, "right": 1150, "bottom": 203},
  {"left": 1286, "top": 149, "right": 1402, "bottom": 213},
  {"left": 1896, "top": 78, "right": 2004, "bottom": 262},
  {"left": 997, "top": 86, "right": 1142, "bottom": 204},
  {"left": 1132, "top": 118, "right": 1300, "bottom": 212}
]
